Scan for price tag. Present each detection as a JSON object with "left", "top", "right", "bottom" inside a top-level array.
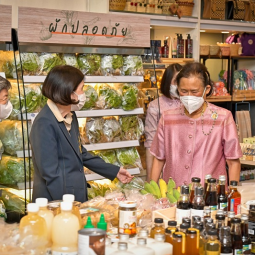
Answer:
[{"left": 0, "top": 72, "right": 6, "bottom": 79}]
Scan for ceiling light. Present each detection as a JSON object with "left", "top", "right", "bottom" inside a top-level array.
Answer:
[
  {"left": 221, "top": 31, "right": 230, "bottom": 34},
  {"left": 200, "top": 30, "right": 206, "bottom": 32}
]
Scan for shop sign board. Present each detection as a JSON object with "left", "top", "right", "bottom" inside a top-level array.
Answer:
[
  {"left": 18, "top": 7, "right": 150, "bottom": 47},
  {"left": 0, "top": 5, "right": 12, "bottom": 42}
]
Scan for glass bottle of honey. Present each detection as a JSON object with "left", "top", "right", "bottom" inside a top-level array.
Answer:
[
  {"left": 186, "top": 229, "right": 199, "bottom": 255},
  {"left": 172, "top": 232, "right": 185, "bottom": 255},
  {"left": 194, "top": 221, "right": 206, "bottom": 255},
  {"left": 150, "top": 218, "right": 165, "bottom": 238},
  {"left": 227, "top": 181, "right": 241, "bottom": 215}
]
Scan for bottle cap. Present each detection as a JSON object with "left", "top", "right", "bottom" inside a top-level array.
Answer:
[
  {"left": 138, "top": 229, "right": 149, "bottom": 238},
  {"left": 165, "top": 228, "right": 172, "bottom": 234},
  {"left": 118, "top": 242, "right": 128, "bottom": 251},
  {"left": 219, "top": 175, "right": 226, "bottom": 181},
  {"left": 208, "top": 178, "right": 217, "bottom": 183},
  {"left": 137, "top": 238, "right": 147, "bottom": 246},
  {"left": 168, "top": 220, "right": 177, "bottom": 227},
  {"left": 205, "top": 174, "right": 212, "bottom": 180},
  {"left": 230, "top": 181, "right": 238, "bottom": 186},
  {"left": 227, "top": 211, "right": 235, "bottom": 217},
  {"left": 154, "top": 234, "right": 165, "bottom": 242},
  {"left": 207, "top": 229, "right": 218, "bottom": 236},
  {"left": 181, "top": 185, "right": 189, "bottom": 195},
  {"left": 204, "top": 206, "right": 211, "bottom": 213},
  {"left": 119, "top": 234, "right": 129, "bottom": 241},
  {"left": 182, "top": 217, "right": 191, "bottom": 227},
  {"left": 206, "top": 223, "right": 216, "bottom": 230},
  {"left": 119, "top": 201, "right": 137, "bottom": 208},
  {"left": 192, "top": 215, "right": 201, "bottom": 224},
  {"left": 187, "top": 229, "right": 197, "bottom": 234},
  {"left": 216, "top": 214, "right": 225, "bottom": 220},
  {"left": 60, "top": 201, "right": 72, "bottom": 211},
  {"left": 84, "top": 216, "right": 95, "bottom": 229},
  {"left": 194, "top": 187, "right": 204, "bottom": 196},
  {"left": 35, "top": 198, "right": 48, "bottom": 207},
  {"left": 191, "top": 177, "right": 201, "bottom": 183},
  {"left": 241, "top": 214, "right": 248, "bottom": 221},
  {"left": 97, "top": 214, "right": 107, "bottom": 231},
  {"left": 194, "top": 221, "right": 204, "bottom": 231},
  {"left": 250, "top": 204, "right": 255, "bottom": 210},
  {"left": 180, "top": 223, "right": 189, "bottom": 229},
  {"left": 231, "top": 217, "right": 241, "bottom": 224},
  {"left": 62, "top": 194, "right": 75, "bottom": 203},
  {"left": 27, "top": 203, "right": 39, "bottom": 213},
  {"left": 216, "top": 209, "right": 224, "bottom": 215},
  {"left": 187, "top": 34, "right": 191, "bottom": 39},
  {"left": 173, "top": 232, "right": 183, "bottom": 238},
  {"left": 204, "top": 218, "right": 213, "bottom": 225},
  {"left": 155, "top": 218, "right": 163, "bottom": 223}
]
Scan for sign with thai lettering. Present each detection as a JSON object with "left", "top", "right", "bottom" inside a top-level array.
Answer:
[
  {"left": 0, "top": 5, "right": 12, "bottom": 42},
  {"left": 18, "top": 7, "right": 150, "bottom": 47}
]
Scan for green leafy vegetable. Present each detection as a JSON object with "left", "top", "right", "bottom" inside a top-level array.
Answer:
[
  {"left": 112, "top": 55, "right": 124, "bottom": 70},
  {"left": 103, "top": 117, "right": 121, "bottom": 142},
  {"left": 20, "top": 53, "right": 40, "bottom": 75},
  {"left": 63, "top": 54, "right": 79, "bottom": 68},
  {"left": 93, "top": 150, "right": 118, "bottom": 165},
  {"left": 121, "top": 84, "right": 138, "bottom": 110},
  {"left": 2, "top": 61, "right": 14, "bottom": 78},
  {"left": 101, "top": 55, "right": 113, "bottom": 76},
  {"left": 116, "top": 147, "right": 142, "bottom": 169},
  {"left": 39, "top": 53, "right": 65, "bottom": 75},
  {"left": 77, "top": 54, "right": 101, "bottom": 75},
  {"left": 123, "top": 55, "right": 144, "bottom": 76},
  {"left": 81, "top": 85, "right": 98, "bottom": 110}
]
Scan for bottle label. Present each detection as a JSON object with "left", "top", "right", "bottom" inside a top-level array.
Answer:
[
  {"left": 219, "top": 202, "right": 228, "bottom": 210},
  {"left": 230, "top": 197, "right": 241, "bottom": 215},
  {"left": 119, "top": 209, "right": 137, "bottom": 235},
  {"left": 175, "top": 208, "right": 191, "bottom": 225},
  {"left": 209, "top": 205, "right": 218, "bottom": 211},
  {"left": 52, "top": 252, "right": 77, "bottom": 255},
  {"left": 190, "top": 208, "right": 204, "bottom": 218},
  {"left": 234, "top": 249, "right": 243, "bottom": 255},
  {"left": 248, "top": 221, "right": 255, "bottom": 235},
  {"left": 243, "top": 244, "right": 251, "bottom": 253}
]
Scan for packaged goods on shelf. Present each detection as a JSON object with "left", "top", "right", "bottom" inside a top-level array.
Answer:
[
  {"left": 85, "top": 117, "right": 105, "bottom": 144},
  {"left": 116, "top": 147, "right": 143, "bottom": 169},
  {"left": 233, "top": 69, "right": 254, "bottom": 90},
  {"left": 77, "top": 54, "right": 102, "bottom": 76},
  {"left": 62, "top": 53, "right": 79, "bottom": 68},
  {"left": 103, "top": 117, "right": 122, "bottom": 142},
  {"left": 119, "top": 83, "right": 139, "bottom": 111},
  {"left": 81, "top": 85, "right": 98, "bottom": 110},
  {"left": 38, "top": 53, "right": 65, "bottom": 75},
  {"left": 212, "top": 81, "right": 229, "bottom": 96},
  {"left": 0, "top": 50, "right": 15, "bottom": 78},
  {"left": 18, "top": 53, "right": 40, "bottom": 76},
  {"left": 101, "top": 54, "right": 125, "bottom": 76},
  {"left": 123, "top": 55, "right": 144, "bottom": 76},
  {"left": 92, "top": 150, "right": 120, "bottom": 165}
]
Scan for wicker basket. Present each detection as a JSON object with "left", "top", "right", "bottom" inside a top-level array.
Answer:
[
  {"left": 176, "top": 1, "right": 194, "bottom": 16},
  {"left": 109, "top": 0, "right": 127, "bottom": 11},
  {"left": 220, "top": 46, "right": 230, "bottom": 56},
  {"left": 230, "top": 44, "right": 241, "bottom": 56},
  {"left": 210, "top": 45, "right": 220, "bottom": 56},
  {"left": 200, "top": 45, "right": 210, "bottom": 56}
]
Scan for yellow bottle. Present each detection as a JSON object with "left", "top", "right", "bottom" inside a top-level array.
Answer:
[
  {"left": 52, "top": 201, "right": 80, "bottom": 254},
  {"left": 63, "top": 194, "right": 82, "bottom": 228},
  {"left": 36, "top": 198, "right": 54, "bottom": 244},
  {"left": 19, "top": 203, "right": 48, "bottom": 249}
]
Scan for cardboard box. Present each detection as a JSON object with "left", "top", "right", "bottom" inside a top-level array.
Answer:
[{"left": 152, "top": 206, "right": 176, "bottom": 228}]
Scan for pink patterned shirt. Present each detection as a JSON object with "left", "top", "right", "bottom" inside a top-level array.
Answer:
[
  {"left": 144, "top": 95, "right": 181, "bottom": 148},
  {"left": 150, "top": 102, "right": 242, "bottom": 187}
]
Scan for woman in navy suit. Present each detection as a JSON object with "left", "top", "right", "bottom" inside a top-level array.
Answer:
[{"left": 30, "top": 65, "right": 133, "bottom": 202}]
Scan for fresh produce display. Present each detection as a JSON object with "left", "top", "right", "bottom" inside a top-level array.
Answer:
[
  {"left": 120, "top": 83, "right": 139, "bottom": 111},
  {"left": 112, "top": 55, "right": 124, "bottom": 75},
  {"left": 63, "top": 54, "right": 79, "bottom": 68},
  {"left": 123, "top": 55, "right": 144, "bottom": 76},
  {"left": 81, "top": 85, "right": 98, "bottom": 110},
  {"left": 77, "top": 54, "right": 101, "bottom": 76},
  {"left": 101, "top": 55, "right": 113, "bottom": 76},
  {"left": 18, "top": 53, "right": 40, "bottom": 75},
  {"left": 100, "top": 55, "right": 124, "bottom": 76},
  {"left": 103, "top": 117, "right": 121, "bottom": 142},
  {"left": 116, "top": 147, "right": 142, "bottom": 169},
  {"left": 85, "top": 117, "right": 105, "bottom": 144},
  {"left": 0, "top": 51, "right": 14, "bottom": 78},
  {"left": 38, "top": 53, "right": 65, "bottom": 75},
  {"left": 92, "top": 150, "right": 119, "bottom": 165}
]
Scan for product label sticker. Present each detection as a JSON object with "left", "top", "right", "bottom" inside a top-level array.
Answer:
[
  {"left": 176, "top": 208, "right": 191, "bottom": 225},
  {"left": 78, "top": 234, "right": 105, "bottom": 255},
  {"left": 230, "top": 197, "right": 241, "bottom": 215},
  {"left": 79, "top": 207, "right": 99, "bottom": 214},
  {"left": 248, "top": 221, "right": 255, "bottom": 236},
  {"left": 190, "top": 209, "right": 204, "bottom": 218},
  {"left": 119, "top": 210, "right": 137, "bottom": 236},
  {"left": 209, "top": 205, "right": 218, "bottom": 211},
  {"left": 219, "top": 202, "right": 227, "bottom": 210},
  {"left": 243, "top": 244, "right": 251, "bottom": 252},
  {"left": 234, "top": 249, "right": 243, "bottom": 255}
]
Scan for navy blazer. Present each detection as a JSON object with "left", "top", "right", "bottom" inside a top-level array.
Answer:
[{"left": 30, "top": 104, "right": 119, "bottom": 202}]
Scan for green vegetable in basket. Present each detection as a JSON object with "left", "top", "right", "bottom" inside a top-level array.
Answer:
[
  {"left": 81, "top": 85, "right": 98, "bottom": 110},
  {"left": 121, "top": 84, "right": 138, "bottom": 111}
]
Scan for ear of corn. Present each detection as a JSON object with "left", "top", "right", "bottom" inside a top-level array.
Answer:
[
  {"left": 150, "top": 180, "right": 161, "bottom": 199},
  {"left": 159, "top": 179, "right": 167, "bottom": 198}
]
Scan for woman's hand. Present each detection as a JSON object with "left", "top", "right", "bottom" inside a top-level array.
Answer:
[{"left": 117, "top": 167, "right": 134, "bottom": 183}]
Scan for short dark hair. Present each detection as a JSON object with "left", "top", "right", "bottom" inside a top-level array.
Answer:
[
  {"left": 42, "top": 65, "right": 84, "bottom": 105},
  {"left": 176, "top": 62, "right": 213, "bottom": 97},
  {"left": 160, "top": 63, "right": 182, "bottom": 98},
  {"left": 0, "top": 76, "right": 11, "bottom": 91}
]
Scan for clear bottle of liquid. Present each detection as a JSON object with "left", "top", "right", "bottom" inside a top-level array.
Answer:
[
  {"left": 111, "top": 242, "right": 135, "bottom": 255},
  {"left": 241, "top": 213, "right": 252, "bottom": 253},
  {"left": 227, "top": 181, "right": 241, "bottom": 215},
  {"left": 129, "top": 228, "right": 154, "bottom": 245},
  {"left": 182, "top": 217, "right": 191, "bottom": 228},
  {"left": 132, "top": 238, "right": 155, "bottom": 255},
  {"left": 176, "top": 185, "right": 191, "bottom": 225},
  {"left": 62, "top": 194, "right": 82, "bottom": 228},
  {"left": 180, "top": 223, "right": 190, "bottom": 234},
  {"left": 205, "top": 229, "right": 221, "bottom": 255},
  {"left": 165, "top": 228, "right": 173, "bottom": 245},
  {"left": 51, "top": 201, "right": 80, "bottom": 254},
  {"left": 218, "top": 175, "right": 228, "bottom": 211},
  {"left": 227, "top": 211, "right": 235, "bottom": 227},
  {"left": 248, "top": 204, "right": 255, "bottom": 241},
  {"left": 215, "top": 214, "right": 225, "bottom": 238},
  {"left": 172, "top": 232, "right": 185, "bottom": 255},
  {"left": 105, "top": 238, "right": 117, "bottom": 255},
  {"left": 35, "top": 198, "right": 54, "bottom": 245},
  {"left": 166, "top": 220, "right": 178, "bottom": 234},
  {"left": 205, "top": 178, "right": 218, "bottom": 212},
  {"left": 203, "top": 222, "right": 216, "bottom": 240},
  {"left": 204, "top": 174, "right": 212, "bottom": 198},
  {"left": 186, "top": 228, "right": 199, "bottom": 255},
  {"left": 189, "top": 177, "right": 201, "bottom": 204},
  {"left": 230, "top": 217, "right": 243, "bottom": 255},
  {"left": 19, "top": 203, "right": 48, "bottom": 249},
  {"left": 191, "top": 187, "right": 205, "bottom": 219},
  {"left": 219, "top": 226, "right": 233, "bottom": 255},
  {"left": 150, "top": 218, "right": 165, "bottom": 238},
  {"left": 147, "top": 234, "right": 173, "bottom": 255},
  {"left": 194, "top": 221, "right": 206, "bottom": 255},
  {"left": 112, "top": 234, "right": 136, "bottom": 250}
]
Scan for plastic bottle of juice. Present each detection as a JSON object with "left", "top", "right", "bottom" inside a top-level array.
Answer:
[
  {"left": 35, "top": 198, "right": 54, "bottom": 244},
  {"left": 150, "top": 218, "right": 165, "bottom": 238},
  {"left": 186, "top": 228, "right": 199, "bottom": 255},
  {"left": 194, "top": 221, "right": 206, "bottom": 255},
  {"left": 165, "top": 229, "right": 173, "bottom": 245},
  {"left": 132, "top": 238, "right": 155, "bottom": 255},
  {"left": 166, "top": 220, "right": 178, "bottom": 233},
  {"left": 19, "top": 203, "right": 48, "bottom": 248},
  {"left": 62, "top": 194, "right": 82, "bottom": 228},
  {"left": 205, "top": 229, "right": 221, "bottom": 255},
  {"left": 172, "top": 232, "right": 185, "bottom": 255},
  {"left": 147, "top": 234, "right": 173, "bottom": 255},
  {"left": 129, "top": 228, "right": 154, "bottom": 245},
  {"left": 111, "top": 242, "right": 135, "bottom": 255},
  {"left": 51, "top": 201, "right": 80, "bottom": 254},
  {"left": 105, "top": 238, "right": 117, "bottom": 255},
  {"left": 112, "top": 233, "right": 136, "bottom": 250}
]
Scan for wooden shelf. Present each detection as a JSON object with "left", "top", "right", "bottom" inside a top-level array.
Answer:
[
  {"left": 232, "top": 90, "right": 255, "bottom": 102},
  {"left": 240, "top": 160, "right": 255, "bottom": 166},
  {"left": 240, "top": 179, "right": 255, "bottom": 184},
  {"left": 207, "top": 96, "right": 232, "bottom": 103}
]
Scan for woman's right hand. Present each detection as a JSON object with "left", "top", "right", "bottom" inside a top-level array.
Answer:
[{"left": 117, "top": 167, "right": 134, "bottom": 183}]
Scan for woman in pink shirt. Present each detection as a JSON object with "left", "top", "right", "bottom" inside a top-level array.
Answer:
[
  {"left": 150, "top": 62, "right": 242, "bottom": 187},
  {"left": 145, "top": 63, "right": 182, "bottom": 181}
]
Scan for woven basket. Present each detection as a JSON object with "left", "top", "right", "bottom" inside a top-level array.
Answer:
[
  {"left": 176, "top": 1, "right": 194, "bottom": 16},
  {"left": 109, "top": 0, "right": 127, "bottom": 11},
  {"left": 220, "top": 46, "right": 230, "bottom": 56},
  {"left": 200, "top": 45, "right": 210, "bottom": 55},
  {"left": 210, "top": 45, "right": 220, "bottom": 56},
  {"left": 230, "top": 44, "right": 241, "bottom": 56}
]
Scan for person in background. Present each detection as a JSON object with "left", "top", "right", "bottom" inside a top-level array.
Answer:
[
  {"left": 30, "top": 65, "right": 133, "bottom": 203},
  {"left": 0, "top": 76, "right": 12, "bottom": 120},
  {"left": 150, "top": 62, "right": 242, "bottom": 186},
  {"left": 144, "top": 63, "right": 182, "bottom": 181}
]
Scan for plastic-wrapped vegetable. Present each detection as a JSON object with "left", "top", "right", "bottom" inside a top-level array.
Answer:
[
  {"left": 0, "top": 51, "right": 14, "bottom": 78},
  {"left": 0, "top": 140, "right": 4, "bottom": 155},
  {"left": 77, "top": 54, "right": 101, "bottom": 76},
  {"left": 0, "top": 155, "right": 33, "bottom": 186},
  {"left": 0, "top": 120, "right": 30, "bottom": 156},
  {"left": 18, "top": 53, "right": 40, "bottom": 75},
  {"left": 95, "top": 84, "right": 122, "bottom": 109},
  {"left": 121, "top": 83, "right": 139, "bottom": 110},
  {"left": 116, "top": 147, "right": 143, "bottom": 169},
  {"left": 103, "top": 117, "right": 121, "bottom": 142},
  {"left": 93, "top": 150, "right": 119, "bottom": 165},
  {"left": 38, "top": 53, "right": 65, "bottom": 75},
  {"left": 123, "top": 55, "right": 144, "bottom": 76},
  {"left": 81, "top": 85, "right": 98, "bottom": 110},
  {"left": 85, "top": 117, "right": 105, "bottom": 144},
  {"left": 101, "top": 55, "right": 113, "bottom": 76},
  {"left": 112, "top": 55, "right": 124, "bottom": 75},
  {"left": 119, "top": 115, "right": 144, "bottom": 141},
  {"left": 63, "top": 54, "right": 79, "bottom": 68}
]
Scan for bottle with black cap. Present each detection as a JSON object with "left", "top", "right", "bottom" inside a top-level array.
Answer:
[
  {"left": 227, "top": 211, "right": 235, "bottom": 227},
  {"left": 172, "top": 232, "right": 185, "bottom": 255},
  {"left": 230, "top": 217, "right": 243, "bottom": 255},
  {"left": 150, "top": 218, "right": 164, "bottom": 238},
  {"left": 165, "top": 228, "right": 173, "bottom": 245},
  {"left": 186, "top": 228, "right": 199, "bottom": 255},
  {"left": 241, "top": 213, "right": 252, "bottom": 253},
  {"left": 215, "top": 214, "right": 225, "bottom": 238},
  {"left": 248, "top": 204, "right": 255, "bottom": 241},
  {"left": 218, "top": 175, "right": 228, "bottom": 211},
  {"left": 205, "top": 178, "right": 218, "bottom": 213},
  {"left": 180, "top": 223, "right": 190, "bottom": 234},
  {"left": 192, "top": 215, "right": 201, "bottom": 227},
  {"left": 219, "top": 226, "right": 233, "bottom": 255},
  {"left": 191, "top": 186, "right": 205, "bottom": 219},
  {"left": 205, "top": 229, "right": 221, "bottom": 254},
  {"left": 176, "top": 185, "right": 191, "bottom": 225},
  {"left": 182, "top": 217, "right": 191, "bottom": 228},
  {"left": 194, "top": 221, "right": 206, "bottom": 255},
  {"left": 227, "top": 180, "right": 241, "bottom": 215},
  {"left": 189, "top": 177, "right": 201, "bottom": 204}
]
